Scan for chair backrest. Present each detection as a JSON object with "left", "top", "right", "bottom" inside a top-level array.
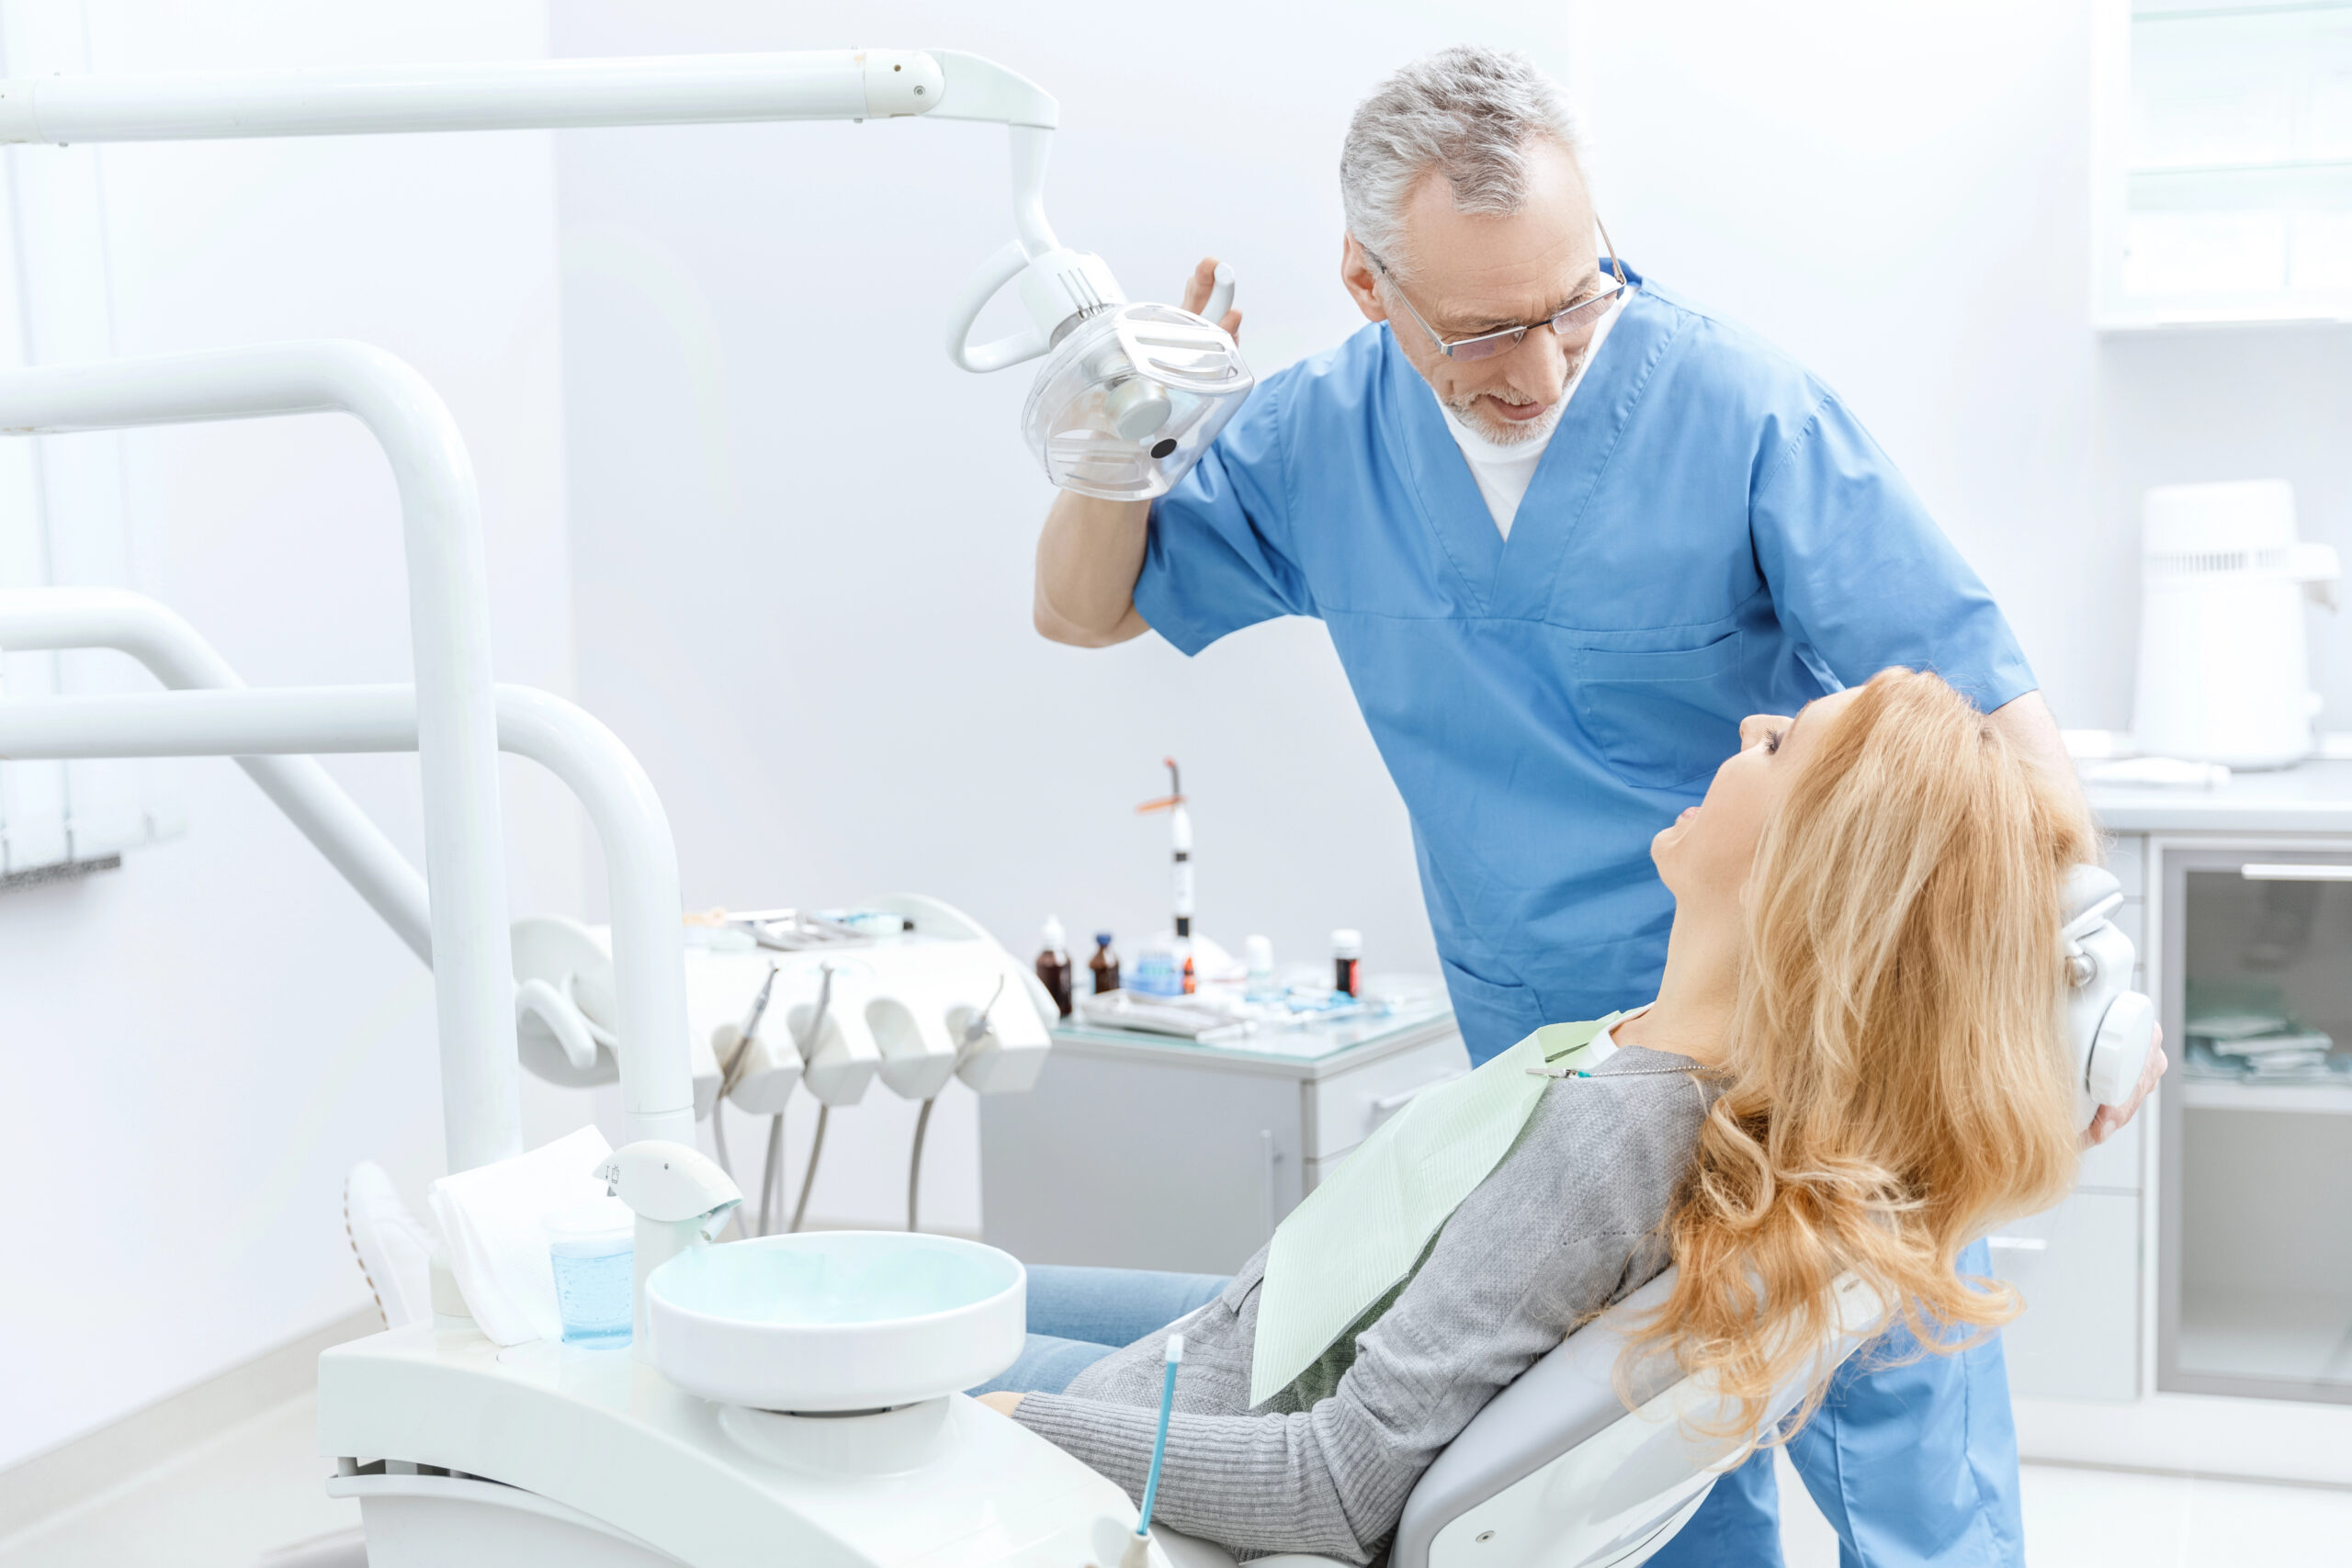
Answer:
[{"left": 1387, "top": 1269, "right": 1883, "bottom": 1568}]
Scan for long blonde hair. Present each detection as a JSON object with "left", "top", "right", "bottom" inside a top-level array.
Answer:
[{"left": 1625, "top": 668, "right": 2093, "bottom": 1439}]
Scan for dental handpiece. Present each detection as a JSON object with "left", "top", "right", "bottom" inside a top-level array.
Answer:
[{"left": 719, "top": 963, "right": 781, "bottom": 1099}]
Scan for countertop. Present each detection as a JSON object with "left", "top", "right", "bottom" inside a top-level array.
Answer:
[{"left": 2085, "top": 758, "right": 2352, "bottom": 833}]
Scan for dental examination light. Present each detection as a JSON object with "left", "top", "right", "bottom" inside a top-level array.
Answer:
[{"left": 0, "top": 47, "right": 1254, "bottom": 501}]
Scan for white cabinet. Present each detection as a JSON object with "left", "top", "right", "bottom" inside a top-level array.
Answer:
[
  {"left": 2004, "top": 829, "right": 2148, "bottom": 1402},
  {"left": 2096, "top": 0, "right": 2352, "bottom": 329},
  {"left": 2156, "top": 842, "right": 2352, "bottom": 1405},
  {"left": 1996, "top": 1190, "right": 2143, "bottom": 1403},
  {"left": 2014, "top": 789, "right": 2352, "bottom": 1483},
  {"left": 979, "top": 1012, "right": 1467, "bottom": 1276}
]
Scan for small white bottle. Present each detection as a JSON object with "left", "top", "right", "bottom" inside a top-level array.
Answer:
[{"left": 1244, "top": 934, "right": 1278, "bottom": 1002}]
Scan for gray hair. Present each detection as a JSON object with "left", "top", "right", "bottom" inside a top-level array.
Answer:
[{"left": 1340, "top": 46, "right": 1583, "bottom": 275}]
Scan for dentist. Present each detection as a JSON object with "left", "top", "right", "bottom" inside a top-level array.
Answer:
[{"left": 1032, "top": 45, "right": 2147, "bottom": 1568}]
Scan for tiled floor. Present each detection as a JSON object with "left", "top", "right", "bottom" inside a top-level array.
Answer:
[
  {"left": 1775, "top": 1448, "right": 2352, "bottom": 1567},
  {"left": 0, "top": 1394, "right": 353, "bottom": 1568},
  {"left": 5, "top": 1393, "right": 2349, "bottom": 1566}
]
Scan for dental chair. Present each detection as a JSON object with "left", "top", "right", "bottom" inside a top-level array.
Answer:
[{"left": 1154, "top": 1270, "right": 1883, "bottom": 1568}]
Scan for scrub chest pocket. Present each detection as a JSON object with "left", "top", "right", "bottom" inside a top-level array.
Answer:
[{"left": 1565, "top": 632, "right": 1747, "bottom": 792}]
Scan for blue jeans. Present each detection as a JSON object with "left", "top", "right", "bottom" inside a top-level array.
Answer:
[
  {"left": 1648, "top": 1238, "right": 2024, "bottom": 1568},
  {"left": 970, "top": 1265, "right": 1229, "bottom": 1396}
]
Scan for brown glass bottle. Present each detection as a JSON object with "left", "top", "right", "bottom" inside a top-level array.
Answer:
[
  {"left": 1036, "top": 918, "right": 1074, "bottom": 1019},
  {"left": 1089, "top": 931, "right": 1120, "bottom": 996}
]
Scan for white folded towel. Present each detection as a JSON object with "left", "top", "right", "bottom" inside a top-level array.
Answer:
[{"left": 427, "top": 1125, "right": 615, "bottom": 1346}]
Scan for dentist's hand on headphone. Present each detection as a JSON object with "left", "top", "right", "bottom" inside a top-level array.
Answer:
[
  {"left": 1182, "top": 256, "right": 1243, "bottom": 341},
  {"left": 2082, "top": 1023, "right": 2166, "bottom": 1150}
]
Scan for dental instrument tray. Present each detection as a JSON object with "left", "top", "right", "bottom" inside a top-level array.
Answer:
[
  {"left": 1072, "top": 989, "right": 1258, "bottom": 1043},
  {"left": 1056, "top": 982, "right": 1455, "bottom": 1067}
]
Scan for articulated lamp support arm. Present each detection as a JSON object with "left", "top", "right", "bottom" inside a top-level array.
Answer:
[{"left": 0, "top": 48, "right": 1069, "bottom": 366}]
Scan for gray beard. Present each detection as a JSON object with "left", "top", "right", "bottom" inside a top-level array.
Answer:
[
  {"left": 1446, "top": 393, "right": 1566, "bottom": 446},
  {"left": 1443, "top": 349, "right": 1589, "bottom": 445}
]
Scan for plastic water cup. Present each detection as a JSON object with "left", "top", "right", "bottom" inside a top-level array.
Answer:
[{"left": 545, "top": 1198, "right": 635, "bottom": 1348}]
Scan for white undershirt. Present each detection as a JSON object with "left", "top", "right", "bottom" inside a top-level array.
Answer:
[{"left": 1437, "top": 290, "right": 1629, "bottom": 540}]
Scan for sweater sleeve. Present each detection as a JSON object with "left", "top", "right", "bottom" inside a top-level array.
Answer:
[{"left": 1013, "top": 1072, "right": 1698, "bottom": 1562}]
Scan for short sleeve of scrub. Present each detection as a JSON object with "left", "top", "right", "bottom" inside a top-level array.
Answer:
[
  {"left": 1133, "top": 377, "right": 1315, "bottom": 655},
  {"left": 1750, "top": 389, "right": 2039, "bottom": 715}
]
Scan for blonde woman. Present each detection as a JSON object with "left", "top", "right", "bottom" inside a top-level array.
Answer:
[{"left": 977, "top": 670, "right": 2161, "bottom": 1564}]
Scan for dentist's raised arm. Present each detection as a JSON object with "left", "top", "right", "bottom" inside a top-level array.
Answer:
[{"left": 1034, "top": 258, "right": 1241, "bottom": 649}]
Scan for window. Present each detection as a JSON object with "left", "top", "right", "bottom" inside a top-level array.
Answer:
[{"left": 0, "top": 17, "right": 176, "bottom": 887}]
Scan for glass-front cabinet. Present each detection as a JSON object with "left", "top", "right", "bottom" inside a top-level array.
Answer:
[{"left": 2159, "top": 845, "right": 2352, "bottom": 1404}]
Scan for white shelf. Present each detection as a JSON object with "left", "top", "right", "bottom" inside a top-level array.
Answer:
[
  {"left": 2182, "top": 1077, "right": 2352, "bottom": 1113},
  {"left": 2096, "top": 307, "right": 2352, "bottom": 331},
  {"left": 2134, "top": 2, "right": 2352, "bottom": 22},
  {"left": 2178, "top": 1287, "right": 2352, "bottom": 1389}
]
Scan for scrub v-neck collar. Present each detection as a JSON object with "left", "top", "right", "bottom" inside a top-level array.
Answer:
[{"left": 1387, "top": 265, "right": 1663, "bottom": 619}]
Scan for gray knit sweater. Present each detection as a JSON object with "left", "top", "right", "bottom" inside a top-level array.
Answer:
[{"left": 1012, "top": 1044, "right": 1717, "bottom": 1564}]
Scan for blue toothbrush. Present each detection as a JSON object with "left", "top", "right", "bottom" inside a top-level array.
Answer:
[{"left": 1124, "top": 1334, "right": 1184, "bottom": 1567}]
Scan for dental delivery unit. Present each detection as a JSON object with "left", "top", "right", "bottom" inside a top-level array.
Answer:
[{"left": 0, "top": 47, "right": 2153, "bottom": 1568}]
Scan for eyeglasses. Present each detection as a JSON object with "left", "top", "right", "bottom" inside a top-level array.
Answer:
[{"left": 1370, "top": 220, "right": 1629, "bottom": 363}]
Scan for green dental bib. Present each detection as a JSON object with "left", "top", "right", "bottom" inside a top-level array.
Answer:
[{"left": 1248, "top": 1013, "right": 1623, "bottom": 1406}]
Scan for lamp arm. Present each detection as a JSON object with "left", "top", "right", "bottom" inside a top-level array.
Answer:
[
  {"left": 0, "top": 47, "right": 1070, "bottom": 371},
  {"left": 0, "top": 51, "right": 952, "bottom": 141}
]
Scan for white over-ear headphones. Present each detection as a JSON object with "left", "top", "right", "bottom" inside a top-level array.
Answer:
[{"left": 2061, "top": 864, "right": 2158, "bottom": 1132}]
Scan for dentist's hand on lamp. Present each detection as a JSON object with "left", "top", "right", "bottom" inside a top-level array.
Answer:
[
  {"left": 2084, "top": 1022, "right": 2166, "bottom": 1151},
  {"left": 1032, "top": 255, "right": 1242, "bottom": 650}
]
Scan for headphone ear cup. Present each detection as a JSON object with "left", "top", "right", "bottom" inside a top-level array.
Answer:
[{"left": 2087, "top": 991, "right": 2157, "bottom": 1108}]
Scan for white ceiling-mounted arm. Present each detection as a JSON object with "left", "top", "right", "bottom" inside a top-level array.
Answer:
[
  {"left": 0, "top": 51, "right": 944, "bottom": 142},
  {"left": 0, "top": 48, "right": 1247, "bottom": 492},
  {"left": 0, "top": 47, "right": 1100, "bottom": 378},
  {"left": 928, "top": 51, "right": 1058, "bottom": 254},
  {"left": 925, "top": 54, "right": 1122, "bottom": 374}
]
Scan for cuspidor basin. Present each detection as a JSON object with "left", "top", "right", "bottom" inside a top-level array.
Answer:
[{"left": 645, "top": 1232, "right": 1026, "bottom": 1412}]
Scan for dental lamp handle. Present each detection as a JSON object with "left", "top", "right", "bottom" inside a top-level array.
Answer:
[
  {"left": 1203, "top": 264, "right": 1236, "bottom": 326},
  {"left": 596, "top": 1141, "right": 741, "bottom": 1363}
]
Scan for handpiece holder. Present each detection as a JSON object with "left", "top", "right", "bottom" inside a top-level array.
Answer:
[{"left": 595, "top": 1140, "right": 742, "bottom": 1362}]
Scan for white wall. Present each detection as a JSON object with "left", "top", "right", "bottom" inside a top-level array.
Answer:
[
  {"left": 1566, "top": 0, "right": 2349, "bottom": 727},
  {"left": 549, "top": 0, "right": 2273, "bottom": 1233},
  {"left": 548, "top": 2, "right": 1550, "bottom": 1232},
  {"left": 0, "top": 1, "right": 582, "bottom": 1469},
  {"left": 14, "top": 0, "right": 2342, "bottom": 1472}
]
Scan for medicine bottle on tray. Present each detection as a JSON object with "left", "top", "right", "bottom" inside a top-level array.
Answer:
[
  {"left": 1036, "top": 916, "right": 1074, "bottom": 1019},
  {"left": 1089, "top": 931, "right": 1120, "bottom": 996},
  {"left": 1332, "top": 928, "right": 1363, "bottom": 998}
]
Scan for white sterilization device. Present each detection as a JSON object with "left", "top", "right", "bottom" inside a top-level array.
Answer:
[{"left": 2132, "top": 479, "right": 2340, "bottom": 768}]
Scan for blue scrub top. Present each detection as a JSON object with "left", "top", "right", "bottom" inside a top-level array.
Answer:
[{"left": 1134, "top": 268, "right": 2038, "bottom": 1062}]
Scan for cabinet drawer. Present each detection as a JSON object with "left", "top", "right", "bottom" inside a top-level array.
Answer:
[
  {"left": 1303, "top": 1033, "right": 1472, "bottom": 1162},
  {"left": 1994, "top": 1190, "right": 2140, "bottom": 1403}
]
